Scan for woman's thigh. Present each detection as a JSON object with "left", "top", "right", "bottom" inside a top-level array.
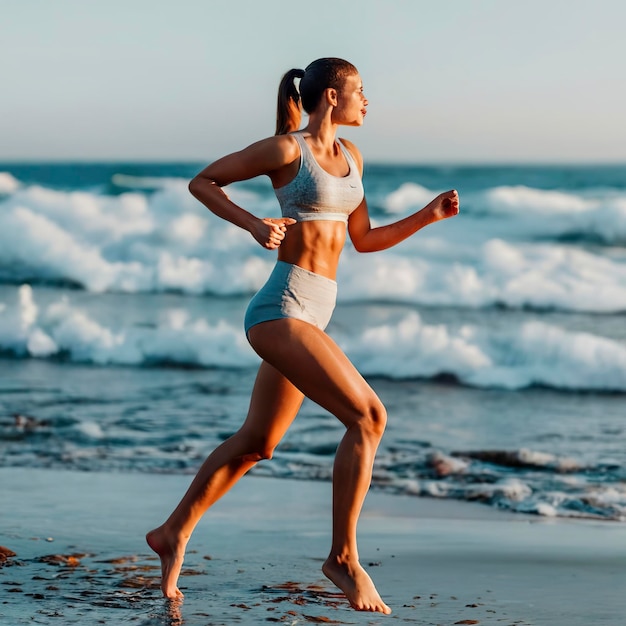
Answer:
[{"left": 247, "top": 318, "right": 383, "bottom": 429}]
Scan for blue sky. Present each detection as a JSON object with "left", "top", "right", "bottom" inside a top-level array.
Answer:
[{"left": 2, "top": 0, "right": 625, "bottom": 163}]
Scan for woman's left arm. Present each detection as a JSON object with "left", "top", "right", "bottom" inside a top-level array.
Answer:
[
  {"left": 342, "top": 138, "right": 459, "bottom": 253},
  {"left": 348, "top": 190, "right": 459, "bottom": 253}
]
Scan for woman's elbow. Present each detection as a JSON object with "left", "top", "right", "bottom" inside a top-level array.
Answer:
[
  {"left": 351, "top": 233, "right": 389, "bottom": 253},
  {"left": 188, "top": 175, "right": 217, "bottom": 199},
  {"left": 188, "top": 176, "right": 200, "bottom": 197},
  {"left": 351, "top": 237, "right": 374, "bottom": 253}
]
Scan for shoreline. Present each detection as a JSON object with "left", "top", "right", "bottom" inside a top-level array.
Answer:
[{"left": 1, "top": 468, "right": 625, "bottom": 625}]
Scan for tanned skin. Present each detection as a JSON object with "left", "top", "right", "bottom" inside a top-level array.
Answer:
[{"left": 147, "top": 71, "right": 459, "bottom": 614}]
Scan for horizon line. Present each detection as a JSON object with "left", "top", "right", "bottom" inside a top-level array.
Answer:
[{"left": 2, "top": 158, "right": 626, "bottom": 168}]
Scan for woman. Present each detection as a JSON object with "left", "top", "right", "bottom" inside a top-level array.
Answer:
[{"left": 147, "top": 57, "right": 459, "bottom": 614}]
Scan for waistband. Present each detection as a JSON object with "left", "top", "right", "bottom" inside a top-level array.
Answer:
[{"left": 274, "top": 260, "right": 337, "bottom": 288}]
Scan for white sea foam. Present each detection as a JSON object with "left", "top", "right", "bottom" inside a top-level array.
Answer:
[
  {"left": 308, "top": 444, "right": 625, "bottom": 520},
  {"left": 1, "top": 288, "right": 625, "bottom": 392},
  {"left": 383, "top": 182, "right": 435, "bottom": 214},
  {"left": 340, "top": 311, "right": 626, "bottom": 391},
  {"left": 478, "top": 186, "right": 626, "bottom": 244},
  {"left": 383, "top": 182, "right": 626, "bottom": 245},
  {"left": 0, "top": 172, "right": 20, "bottom": 195},
  {"left": 533, "top": 502, "right": 558, "bottom": 517},
  {"left": 75, "top": 421, "right": 105, "bottom": 439},
  {"left": 483, "top": 185, "right": 592, "bottom": 215},
  {"left": 1, "top": 180, "right": 626, "bottom": 312},
  {"left": 0, "top": 182, "right": 274, "bottom": 293},
  {"left": 338, "top": 240, "right": 626, "bottom": 312},
  {"left": 0, "top": 286, "right": 258, "bottom": 368},
  {"left": 476, "top": 478, "right": 533, "bottom": 502},
  {"left": 389, "top": 470, "right": 625, "bottom": 520}
]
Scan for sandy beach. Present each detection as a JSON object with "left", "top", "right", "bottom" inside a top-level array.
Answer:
[{"left": 1, "top": 467, "right": 625, "bottom": 625}]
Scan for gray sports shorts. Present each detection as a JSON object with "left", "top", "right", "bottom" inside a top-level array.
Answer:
[{"left": 244, "top": 261, "right": 337, "bottom": 337}]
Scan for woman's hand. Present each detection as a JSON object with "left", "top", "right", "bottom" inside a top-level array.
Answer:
[
  {"left": 428, "top": 190, "right": 460, "bottom": 222},
  {"left": 251, "top": 217, "right": 297, "bottom": 250}
]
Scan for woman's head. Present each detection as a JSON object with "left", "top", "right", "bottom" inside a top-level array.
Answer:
[{"left": 276, "top": 57, "right": 359, "bottom": 135}]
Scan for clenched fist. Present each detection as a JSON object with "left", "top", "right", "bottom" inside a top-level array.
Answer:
[
  {"left": 430, "top": 190, "right": 459, "bottom": 221},
  {"left": 251, "top": 217, "right": 297, "bottom": 250}
]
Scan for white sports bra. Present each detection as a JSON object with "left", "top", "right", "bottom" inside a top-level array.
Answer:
[{"left": 274, "top": 132, "right": 364, "bottom": 224}]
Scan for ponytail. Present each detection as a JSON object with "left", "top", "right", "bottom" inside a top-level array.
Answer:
[
  {"left": 275, "top": 59, "right": 358, "bottom": 134},
  {"left": 276, "top": 68, "right": 305, "bottom": 135}
]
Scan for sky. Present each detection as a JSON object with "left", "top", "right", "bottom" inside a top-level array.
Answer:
[{"left": 2, "top": 0, "right": 625, "bottom": 163}]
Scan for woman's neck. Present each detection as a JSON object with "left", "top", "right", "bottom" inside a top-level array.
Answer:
[{"left": 302, "top": 114, "right": 340, "bottom": 155}]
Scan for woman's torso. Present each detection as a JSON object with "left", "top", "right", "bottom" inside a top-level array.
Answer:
[{"left": 270, "top": 132, "right": 363, "bottom": 279}]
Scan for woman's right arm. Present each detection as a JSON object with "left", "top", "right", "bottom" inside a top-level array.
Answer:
[{"left": 189, "top": 136, "right": 298, "bottom": 249}]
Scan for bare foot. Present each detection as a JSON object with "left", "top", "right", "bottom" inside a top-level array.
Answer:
[
  {"left": 322, "top": 555, "right": 392, "bottom": 614},
  {"left": 146, "top": 526, "right": 186, "bottom": 600}
]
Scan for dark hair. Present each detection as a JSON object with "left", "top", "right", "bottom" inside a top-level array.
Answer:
[{"left": 275, "top": 58, "right": 358, "bottom": 135}]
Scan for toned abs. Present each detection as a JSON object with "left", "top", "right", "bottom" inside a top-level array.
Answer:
[{"left": 278, "top": 221, "right": 347, "bottom": 280}]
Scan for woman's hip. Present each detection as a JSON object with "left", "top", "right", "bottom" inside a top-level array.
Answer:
[{"left": 244, "top": 261, "right": 337, "bottom": 337}]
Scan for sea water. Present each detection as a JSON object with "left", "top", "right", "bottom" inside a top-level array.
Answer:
[{"left": 0, "top": 162, "right": 624, "bottom": 520}]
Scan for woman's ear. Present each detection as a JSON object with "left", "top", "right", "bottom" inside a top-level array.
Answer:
[{"left": 325, "top": 87, "right": 338, "bottom": 107}]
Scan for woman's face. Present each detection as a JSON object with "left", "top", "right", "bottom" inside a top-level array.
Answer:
[{"left": 333, "top": 73, "right": 368, "bottom": 126}]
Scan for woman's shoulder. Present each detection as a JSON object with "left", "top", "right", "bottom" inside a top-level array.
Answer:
[
  {"left": 245, "top": 134, "right": 301, "bottom": 168},
  {"left": 232, "top": 134, "right": 300, "bottom": 174}
]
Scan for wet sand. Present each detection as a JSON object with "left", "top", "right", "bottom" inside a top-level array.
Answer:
[{"left": 1, "top": 467, "right": 625, "bottom": 625}]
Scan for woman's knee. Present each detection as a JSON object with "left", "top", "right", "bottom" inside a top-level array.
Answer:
[
  {"left": 235, "top": 430, "right": 276, "bottom": 463},
  {"left": 354, "top": 396, "right": 387, "bottom": 439}
]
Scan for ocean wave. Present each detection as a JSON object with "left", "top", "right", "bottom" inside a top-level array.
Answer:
[
  {"left": 341, "top": 312, "right": 626, "bottom": 391},
  {"left": 2, "top": 287, "right": 625, "bottom": 392},
  {"left": 339, "top": 241, "right": 626, "bottom": 313},
  {"left": 383, "top": 182, "right": 626, "bottom": 245},
  {"left": 2, "top": 403, "right": 622, "bottom": 519},
  {"left": 0, "top": 286, "right": 257, "bottom": 368},
  {"left": 256, "top": 446, "right": 626, "bottom": 521},
  {"left": 450, "top": 448, "right": 583, "bottom": 472},
  {"left": 1, "top": 180, "right": 626, "bottom": 312},
  {"left": 0, "top": 182, "right": 273, "bottom": 293},
  {"left": 0, "top": 172, "right": 20, "bottom": 195},
  {"left": 382, "top": 182, "right": 435, "bottom": 214},
  {"left": 373, "top": 447, "right": 626, "bottom": 521},
  {"left": 327, "top": 239, "right": 608, "bottom": 311},
  {"left": 479, "top": 185, "right": 626, "bottom": 245},
  {"left": 394, "top": 477, "right": 626, "bottom": 521},
  {"left": 110, "top": 173, "right": 189, "bottom": 190}
]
